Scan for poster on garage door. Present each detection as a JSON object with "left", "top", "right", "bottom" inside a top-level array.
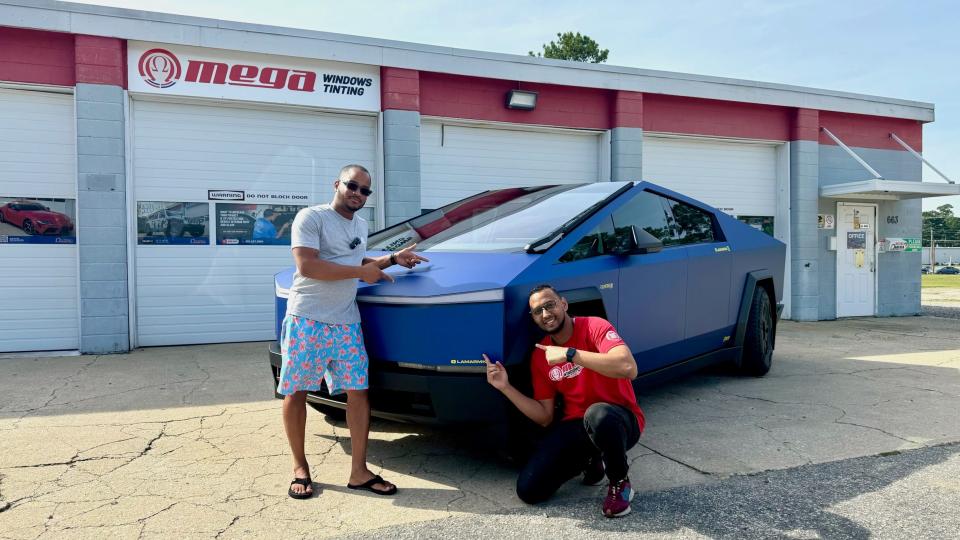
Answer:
[
  {"left": 215, "top": 204, "right": 304, "bottom": 245},
  {"left": 0, "top": 197, "right": 76, "bottom": 244},
  {"left": 137, "top": 201, "right": 210, "bottom": 245}
]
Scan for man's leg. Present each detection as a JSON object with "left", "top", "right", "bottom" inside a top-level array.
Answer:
[
  {"left": 583, "top": 402, "right": 641, "bottom": 517},
  {"left": 582, "top": 403, "right": 641, "bottom": 482},
  {"left": 516, "top": 420, "right": 595, "bottom": 504},
  {"left": 282, "top": 391, "right": 312, "bottom": 496},
  {"left": 345, "top": 389, "right": 395, "bottom": 492}
]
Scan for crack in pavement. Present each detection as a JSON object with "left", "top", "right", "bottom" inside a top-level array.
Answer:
[
  {"left": 715, "top": 388, "right": 922, "bottom": 445},
  {"left": 182, "top": 358, "right": 213, "bottom": 406},
  {"left": 831, "top": 407, "right": 921, "bottom": 445},
  {"left": 1, "top": 409, "right": 234, "bottom": 519},
  {"left": 8, "top": 356, "right": 100, "bottom": 427},
  {"left": 214, "top": 515, "right": 241, "bottom": 539},
  {"left": 754, "top": 423, "right": 813, "bottom": 466},
  {"left": 635, "top": 443, "right": 710, "bottom": 475}
]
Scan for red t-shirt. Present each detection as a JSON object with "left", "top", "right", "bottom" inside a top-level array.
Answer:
[{"left": 531, "top": 317, "right": 645, "bottom": 432}]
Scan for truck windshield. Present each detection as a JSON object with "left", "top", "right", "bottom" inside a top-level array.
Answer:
[{"left": 368, "top": 182, "right": 630, "bottom": 252}]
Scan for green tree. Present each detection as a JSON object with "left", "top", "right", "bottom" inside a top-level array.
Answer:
[
  {"left": 922, "top": 204, "right": 960, "bottom": 246},
  {"left": 529, "top": 32, "right": 609, "bottom": 63}
]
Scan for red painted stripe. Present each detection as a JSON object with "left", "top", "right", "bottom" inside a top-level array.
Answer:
[
  {"left": 381, "top": 67, "right": 420, "bottom": 111},
  {"left": 612, "top": 91, "right": 643, "bottom": 128},
  {"left": 792, "top": 108, "right": 819, "bottom": 141},
  {"left": 420, "top": 72, "right": 611, "bottom": 130},
  {"left": 819, "top": 111, "right": 922, "bottom": 152},
  {"left": 0, "top": 27, "right": 75, "bottom": 86},
  {"left": 75, "top": 35, "right": 125, "bottom": 87},
  {"left": 643, "top": 94, "right": 792, "bottom": 141}
]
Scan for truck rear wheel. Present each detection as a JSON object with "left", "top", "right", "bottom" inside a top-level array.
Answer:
[{"left": 740, "top": 286, "right": 774, "bottom": 376}]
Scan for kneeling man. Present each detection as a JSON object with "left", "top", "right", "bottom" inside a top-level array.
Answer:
[{"left": 484, "top": 284, "right": 645, "bottom": 517}]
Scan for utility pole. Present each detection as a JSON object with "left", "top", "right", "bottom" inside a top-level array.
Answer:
[{"left": 930, "top": 227, "right": 936, "bottom": 270}]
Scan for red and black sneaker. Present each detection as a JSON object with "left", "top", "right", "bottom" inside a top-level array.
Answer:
[
  {"left": 582, "top": 454, "right": 605, "bottom": 486},
  {"left": 602, "top": 476, "right": 634, "bottom": 518}
]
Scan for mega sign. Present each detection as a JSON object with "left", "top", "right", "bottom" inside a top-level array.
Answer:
[{"left": 129, "top": 42, "right": 379, "bottom": 111}]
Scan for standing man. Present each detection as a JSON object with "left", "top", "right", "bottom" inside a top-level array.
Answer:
[
  {"left": 484, "top": 284, "right": 645, "bottom": 517},
  {"left": 279, "top": 164, "right": 427, "bottom": 499}
]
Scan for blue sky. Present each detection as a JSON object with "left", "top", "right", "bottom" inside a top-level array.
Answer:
[{"left": 75, "top": 0, "right": 960, "bottom": 211}]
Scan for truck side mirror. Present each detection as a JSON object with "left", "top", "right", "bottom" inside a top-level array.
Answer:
[{"left": 610, "top": 225, "right": 663, "bottom": 255}]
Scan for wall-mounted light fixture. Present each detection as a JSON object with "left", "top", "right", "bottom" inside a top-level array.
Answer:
[{"left": 505, "top": 89, "right": 538, "bottom": 111}]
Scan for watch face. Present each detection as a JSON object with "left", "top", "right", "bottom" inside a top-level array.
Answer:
[{"left": 566, "top": 347, "right": 576, "bottom": 362}]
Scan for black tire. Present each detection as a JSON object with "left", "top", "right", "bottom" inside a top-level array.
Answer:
[
  {"left": 740, "top": 286, "right": 774, "bottom": 376},
  {"left": 22, "top": 220, "right": 35, "bottom": 235},
  {"left": 308, "top": 401, "right": 347, "bottom": 421}
]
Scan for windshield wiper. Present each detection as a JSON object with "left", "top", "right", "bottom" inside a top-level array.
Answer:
[{"left": 525, "top": 182, "right": 634, "bottom": 254}]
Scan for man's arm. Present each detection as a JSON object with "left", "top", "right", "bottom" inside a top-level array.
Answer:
[
  {"left": 293, "top": 247, "right": 392, "bottom": 284},
  {"left": 362, "top": 243, "right": 430, "bottom": 270},
  {"left": 537, "top": 344, "right": 638, "bottom": 379},
  {"left": 275, "top": 221, "right": 291, "bottom": 239},
  {"left": 484, "top": 354, "right": 554, "bottom": 427},
  {"left": 361, "top": 253, "right": 392, "bottom": 269}
]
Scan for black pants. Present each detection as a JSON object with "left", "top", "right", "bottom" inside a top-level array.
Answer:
[{"left": 516, "top": 402, "right": 641, "bottom": 504}]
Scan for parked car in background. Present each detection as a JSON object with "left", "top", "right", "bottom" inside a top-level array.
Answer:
[
  {"left": 921, "top": 266, "right": 931, "bottom": 274},
  {"left": 935, "top": 266, "right": 960, "bottom": 275},
  {"left": 269, "top": 181, "right": 786, "bottom": 426},
  {"left": 0, "top": 200, "right": 73, "bottom": 235}
]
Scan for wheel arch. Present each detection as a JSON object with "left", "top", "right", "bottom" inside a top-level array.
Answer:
[
  {"left": 733, "top": 270, "right": 778, "bottom": 367},
  {"left": 559, "top": 286, "right": 609, "bottom": 320}
]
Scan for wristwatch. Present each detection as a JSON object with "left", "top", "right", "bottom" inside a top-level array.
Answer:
[
  {"left": 389, "top": 253, "right": 398, "bottom": 266},
  {"left": 565, "top": 347, "right": 577, "bottom": 364}
]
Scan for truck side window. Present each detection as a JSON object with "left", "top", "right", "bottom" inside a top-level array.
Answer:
[
  {"left": 559, "top": 216, "right": 616, "bottom": 263},
  {"left": 662, "top": 198, "right": 718, "bottom": 244},
  {"left": 611, "top": 191, "right": 678, "bottom": 247}
]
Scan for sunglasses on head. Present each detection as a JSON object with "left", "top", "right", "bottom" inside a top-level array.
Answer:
[{"left": 342, "top": 180, "right": 373, "bottom": 197}]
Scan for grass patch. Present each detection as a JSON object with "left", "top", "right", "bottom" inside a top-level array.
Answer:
[{"left": 922, "top": 274, "right": 960, "bottom": 288}]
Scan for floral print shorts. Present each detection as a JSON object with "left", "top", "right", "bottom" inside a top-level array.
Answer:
[{"left": 276, "top": 314, "right": 369, "bottom": 396}]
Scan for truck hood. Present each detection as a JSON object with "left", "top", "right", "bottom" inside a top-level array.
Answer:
[{"left": 274, "top": 252, "right": 539, "bottom": 299}]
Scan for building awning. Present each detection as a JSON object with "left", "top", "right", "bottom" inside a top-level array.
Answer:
[
  {"left": 819, "top": 128, "right": 957, "bottom": 201},
  {"left": 820, "top": 178, "right": 960, "bottom": 200}
]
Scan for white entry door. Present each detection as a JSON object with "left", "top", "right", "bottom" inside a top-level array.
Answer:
[{"left": 837, "top": 203, "right": 876, "bottom": 317}]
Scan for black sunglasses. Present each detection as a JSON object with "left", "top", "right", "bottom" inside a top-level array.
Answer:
[
  {"left": 530, "top": 300, "right": 559, "bottom": 316},
  {"left": 349, "top": 237, "right": 361, "bottom": 250},
  {"left": 343, "top": 181, "right": 373, "bottom": 197}
]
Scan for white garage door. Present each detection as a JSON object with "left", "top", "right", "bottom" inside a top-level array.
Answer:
[
  {"left": 643, "top": 134, "right": 791, "bottom": 319},
  {"left": 643, "top": 135, "right": 779, "bottom": 222},
  {"left": 132, "top": 99, "right": 377, "bottom": 346},
  {"left": 0, "top": 88, "right": 78, "bottom": 353},
  {"left": 421, "top": 121, "right": 604, "bottom": 210}
]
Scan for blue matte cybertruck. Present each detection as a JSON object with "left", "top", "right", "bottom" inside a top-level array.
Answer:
[{"left": 269, "top": 181, "right": 786, "bottom": 424}]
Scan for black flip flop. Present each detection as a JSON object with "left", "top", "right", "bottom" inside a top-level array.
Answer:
[
  {"left": 347, "top": 474, "right": 397, "bottom": 496},
  {"left": 288, "top": 477, "right": 314, "bottom": 499}
]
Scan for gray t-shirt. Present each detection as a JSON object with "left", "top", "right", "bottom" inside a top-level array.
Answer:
[{"left": 285, "top": 204, "right": 368, "bottom": 324}]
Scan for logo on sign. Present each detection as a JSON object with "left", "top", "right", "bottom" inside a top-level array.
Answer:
[{"left": 138, "top": 48, "right": 182, "bottom": 88}]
